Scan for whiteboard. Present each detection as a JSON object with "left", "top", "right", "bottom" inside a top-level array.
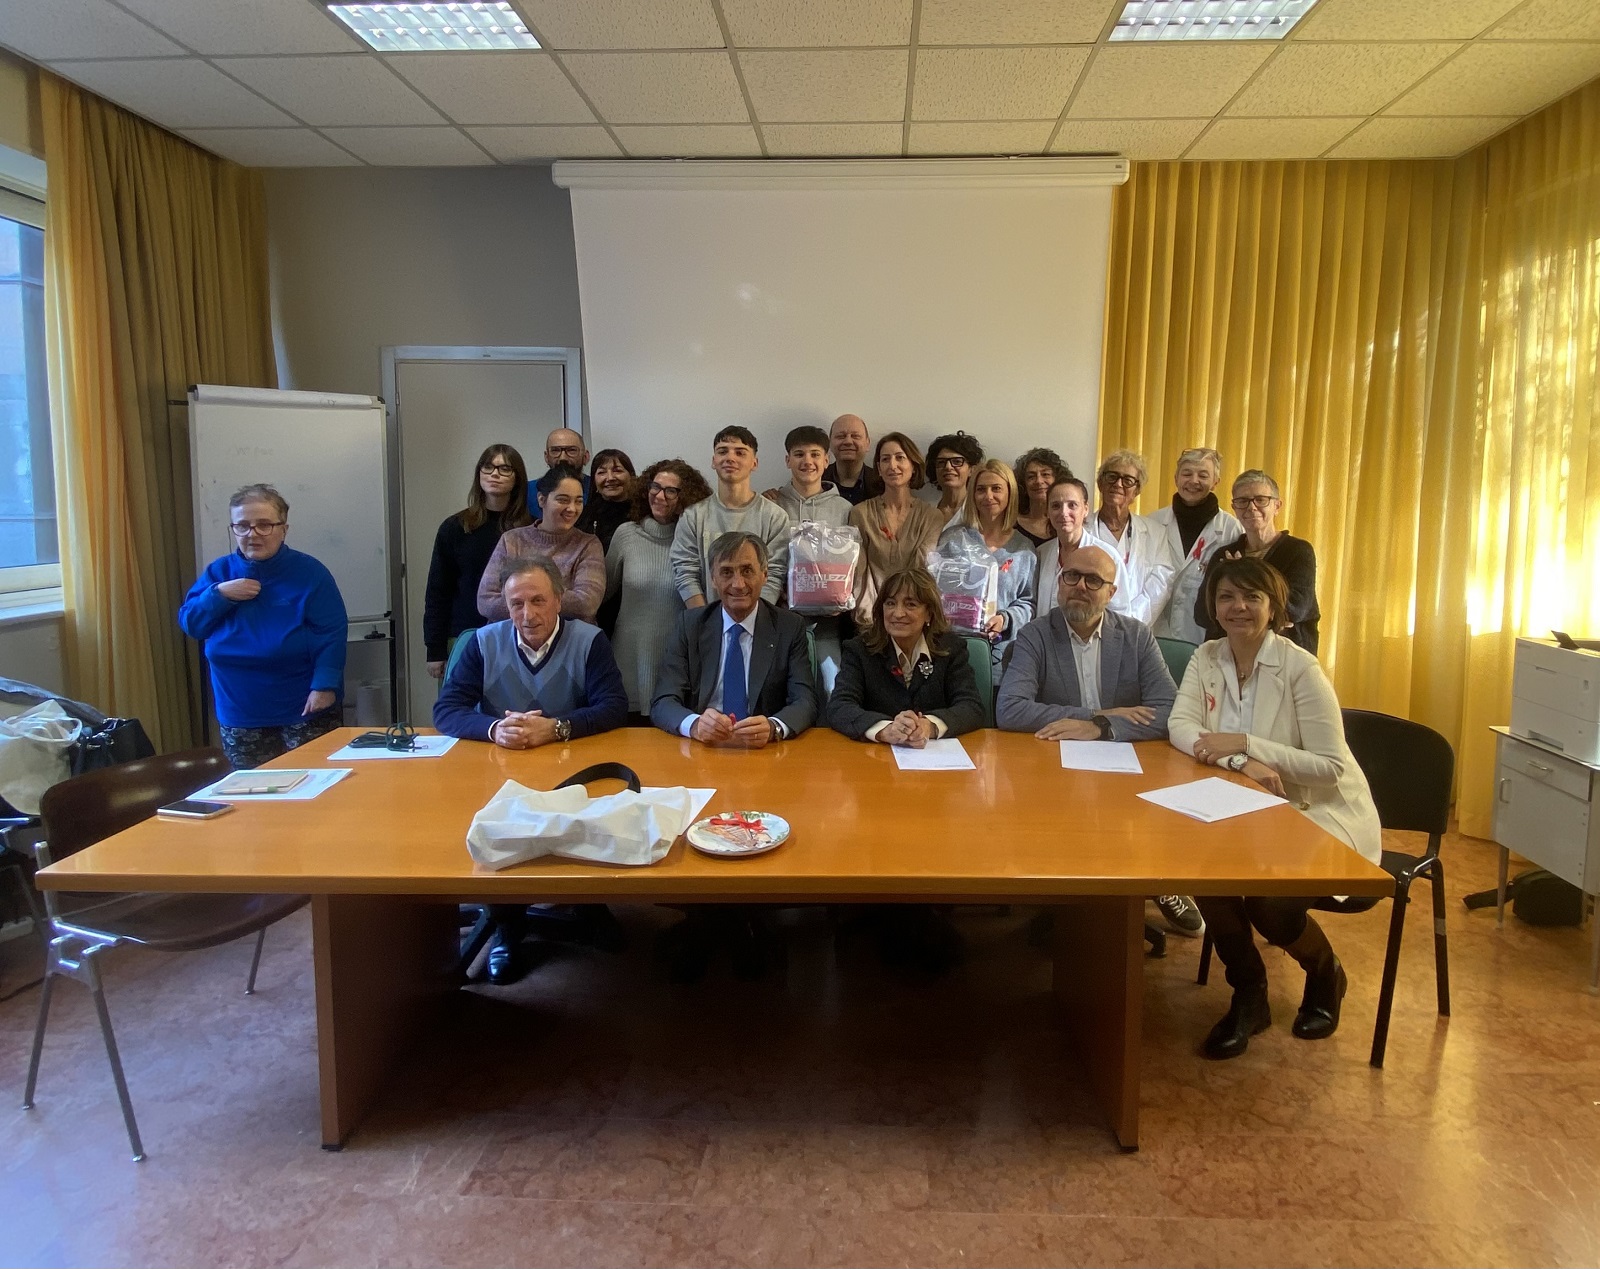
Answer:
[
  {"left": 555, "top": 158, "right": 1122, "bottom": 485},
  {"left": 189, "top": 386, "right": 392, "bottom": 621}
]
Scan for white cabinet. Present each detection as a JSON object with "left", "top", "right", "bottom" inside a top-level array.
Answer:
[{"left": 1491, "top": 727, "right": 1600, "bottom": 989}]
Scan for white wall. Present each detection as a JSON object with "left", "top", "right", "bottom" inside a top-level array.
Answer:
[
  {"left": 0, "top": 613, "right": 64, "bottom": 694},
  {"left": 558, "top": 159, "right": 1122, "bottom": 482}
]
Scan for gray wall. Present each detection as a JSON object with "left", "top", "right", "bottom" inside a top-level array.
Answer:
[{"left": 264, "top": 165, "right": 584, "bottom": 398}]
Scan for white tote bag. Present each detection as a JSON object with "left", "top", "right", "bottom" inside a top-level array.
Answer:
[
  {"left": 0, "top": 700, "right": 83, "bottom": 814},
  {"left": 465, "top": 763, "right": 702, "bottom": 870}
]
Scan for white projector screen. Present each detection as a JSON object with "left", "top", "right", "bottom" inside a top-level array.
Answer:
[{"left": 553, "top": 158, "right": 1125, "bottom": 485}]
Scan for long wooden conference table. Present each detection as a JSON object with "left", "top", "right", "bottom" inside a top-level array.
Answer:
[{"left": 38, "top": 727, "right": 1390, "bottom": 1152}]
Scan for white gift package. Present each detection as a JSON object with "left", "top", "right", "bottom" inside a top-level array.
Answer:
[{"left": 465, "top": 779, "right": 706, "bottom": 870}]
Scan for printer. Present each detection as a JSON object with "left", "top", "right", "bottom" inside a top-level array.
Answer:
[{"left": 1511, "top": 637, "right": 1600, "bottom": 765}]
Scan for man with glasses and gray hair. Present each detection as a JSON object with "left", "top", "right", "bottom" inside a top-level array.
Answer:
[{"left": 997, "top": 542, "right": 1200, "bottom": 937}]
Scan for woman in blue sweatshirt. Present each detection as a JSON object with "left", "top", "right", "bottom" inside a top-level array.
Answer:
[{"left": 179, "top": 484, "right": 348, "bottom": 769}]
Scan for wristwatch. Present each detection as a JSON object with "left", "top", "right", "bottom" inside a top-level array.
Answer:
[
  {"left": 768, "top": 717, "right": 782, "bottom": 744},
  {"left": 554, "top": 718, "right": 573, "bottom": 743},
  {"left": 1222, "top": 752, "right": 1248, "bottom": 772},
  {"left": 1091, "top": 714, "right": 1113, "bottom": 741}
]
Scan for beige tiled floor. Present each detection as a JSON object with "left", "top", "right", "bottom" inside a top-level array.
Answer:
[{"left": 3, "top": 830, "right": 1598, "bottom": 1268}]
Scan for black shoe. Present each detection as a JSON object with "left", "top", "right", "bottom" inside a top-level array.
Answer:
[
  {"left": 1203, "top": 986, "right": 1272, "bottom": 1060},
  {"left": 1155, "top": 895, "right": 1204, "bottom": 936},
  {"left": 487, "top": 936, "right": 524, "bottom": 986},
  {"left": 1292, "top": 957, "right": 1347, "bottom": 1040}
]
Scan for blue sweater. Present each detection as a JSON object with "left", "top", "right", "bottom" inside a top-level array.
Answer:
[
  {"left": 433, "top": 618, "right": 628, "bottom": 742},
  {"left": 178, "top": 546, "right": 348, "bottom": 729}
]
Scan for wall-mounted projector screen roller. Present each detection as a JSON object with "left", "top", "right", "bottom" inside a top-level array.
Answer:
[{"left": 554, "top": 158, "right": 1126, "bottom": 484}]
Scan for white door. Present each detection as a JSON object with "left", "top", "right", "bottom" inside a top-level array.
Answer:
[{"left": 395, "top": 359, "right": 569, "bottom": 723}]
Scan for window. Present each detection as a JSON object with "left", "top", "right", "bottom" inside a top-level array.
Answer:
[{"left": 0, "top": 187, "right": 56, "bottom": 599}]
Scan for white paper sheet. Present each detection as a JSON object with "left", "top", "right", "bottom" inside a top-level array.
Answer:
[
  {"left": 891, "top": 738, "right": 976, "bottom": 771},
  {"left": 195, "top": 767, "right": 353, "bottom": 803},
  {"left": 665, "top": 788, "right": 718, "bottom": 824},
  {"left": 1058, "top": 741, "right": 1143, "bottom": 774},
  {"left": 327, "top": 735, "right": 460, "bottom": 761},
  {"left": 1137, "top": 776, "right": 1286, "bottom": 823}
]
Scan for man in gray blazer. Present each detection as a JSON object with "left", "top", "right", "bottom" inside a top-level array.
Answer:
[
  {"left": 997, "top": 543, "right": 1177, "bottom": 740},
  {"left": 651, "top": 531, "right": 818, "bottom": 745},
  {"left": 998, "top": 543, "right": 1200, "bottom": 936}
]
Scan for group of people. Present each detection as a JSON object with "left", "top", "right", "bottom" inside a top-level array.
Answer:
[{"left": 180, "top": 416, "right": 1377, "bottom": 1063}]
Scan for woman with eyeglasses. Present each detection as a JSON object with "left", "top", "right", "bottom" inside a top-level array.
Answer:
[
  {"left": 1170, "top": 555, "right": 1379, "bottom": 1058},
  {"left": 1092, "top": 449, "right": 1179, "bottom": 627},
  {"left": 422, "top": 444, "right": 533, "bottom": 681},
  {"left": 477, "top": 463, "right": 606, "bottom": 624},
  {"left": 1149, "top": 446, "right": 1242, "bottom": 646},
  {"left": 1193, "top": 469, "right": 1319, "bottom": 653},
  {"left": 579, "top": 448, "right": 637, "bottom": 551},
  {"left": 605, "top": 458, "right": 712, "bottom": 720},
  {"left": 923, "top": 431, "right": 985, "bottom": 527},
  {"left": 179, "top": 483, "right": 348, "bottom": 769}
]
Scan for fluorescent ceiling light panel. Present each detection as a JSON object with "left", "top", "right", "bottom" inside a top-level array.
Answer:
[
  {"left": 327, "top": 3, "right": 541, "bottom": 51},
  {"left": 1110, "top": 0, "right": 1320, "bottom": 41}
]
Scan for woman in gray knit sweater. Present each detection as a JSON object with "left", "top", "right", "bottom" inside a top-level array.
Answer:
[{"left": 605, "top": 459, "right": 712, "bottom": 718}]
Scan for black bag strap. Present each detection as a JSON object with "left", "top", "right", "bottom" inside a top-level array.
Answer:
[{"left": 554, "top": 762, "right": 642, "bottom": 794}]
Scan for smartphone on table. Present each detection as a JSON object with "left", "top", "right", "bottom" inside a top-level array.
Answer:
[{"left": 156, "top": 799, "right": 235, "bottom": 820}]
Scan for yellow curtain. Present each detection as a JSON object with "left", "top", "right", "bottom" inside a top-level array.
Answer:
[
  {"left": 1100, "top": 81, "right": 1600, "bottom": 839},
  {"left": 40, "top": 73, "right": 275, "bottom": 752}
]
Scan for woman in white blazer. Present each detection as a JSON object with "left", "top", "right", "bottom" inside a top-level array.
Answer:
[
  {"left": 1092, "top": 449, "right": 1179, "bottom": 628},
  {"left": 1149, "top": 447, "right": 1241, "bottom": 645},
  {"left": 1168, "top": 555, "right": 1382, "bottom": 1061}
]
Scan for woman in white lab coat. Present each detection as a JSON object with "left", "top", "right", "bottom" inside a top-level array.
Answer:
[
  {"left": 1149, "top": 447, "right": 1241, "bottom": 646},
  {"left": 1168, "top": 555, "right": 1382, "bottom": 1062},
  {"left": 1091, "top": 449, "right": 1178, "bottom": 627}
]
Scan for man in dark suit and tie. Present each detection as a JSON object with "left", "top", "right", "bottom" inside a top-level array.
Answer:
[
  {"left": 650, "top": 531, "right": 818, "bottom": 744},
  {"left": 997, "top": 542, "right": 1201, "bottom": 937}
]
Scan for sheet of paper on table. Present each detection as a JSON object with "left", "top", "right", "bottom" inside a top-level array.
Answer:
[
  {"left": 327, "top": 735, "right": 460, "bottom": 761},
  {"left": 661, "top": 788, "right": 718, "bottom": 824},
  {"left": 892, "top": 738, "right": 976, "bottom": 771},
  {"left": 1137, "top": 776, "right": 1286, "bottom": 823},
  {"left": 195, "top": 768, "right": 354, "bottom": 802},
  {"left": 1059, "top": 741, "right": 1143, "bottom": 773}
]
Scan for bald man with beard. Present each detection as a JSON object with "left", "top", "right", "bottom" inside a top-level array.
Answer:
[{"left": 995, "top": 542, "right": 1176, "bottom": 742}]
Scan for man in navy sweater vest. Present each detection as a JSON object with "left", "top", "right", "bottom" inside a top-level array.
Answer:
[{"left": 435, "top": 556, "right": 628, "bottom": 983}]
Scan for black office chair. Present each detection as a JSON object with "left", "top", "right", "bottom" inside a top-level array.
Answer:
[
  {"left": 22, "top": 749, "right": 309, "bottom": 1161},
  {"left": 1197, "top": 708, "right": 1454, "bottom": 1068}
]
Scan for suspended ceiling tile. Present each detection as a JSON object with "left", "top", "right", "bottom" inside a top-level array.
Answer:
[
  {"left": 740, "top": 50, "right": 907, "bottom": 122},
  {"left": 48, "top": 57, "right": 295, "bottom": 128},
  {"left": 720, "top": 0, "right": 912, "bottom": 48},
  {"left": 1327, "top": 113, "right": 1519, "bottom": 158},
  {"left": 917, "top": 0, "right": 1114, "bottom": 45},
  {"left": 515, "top": 0, "right": 725, "bottom": 50},
  {"left": 1385, "top": 40, "right": 1600, "bottom": 117},
  {"left": 612, "top": 124, "right": 763, "bottom": 157},
  {"left": 562, "top": 51, "right": 749, "bottom": 123},
  {"left": 1229, "top": 42, "right": 1459, "bottom": 117},
  {"left": 181, "top": 127, "right": 359, "bottom": 166},
  {"left": 762, "top": 122, "right": 904, "bottom": 155},
  {"left": 320, "top": 125, "right": 492, "bottom": 165},
  {"left": 907, "top": 120, "right": 1054, "bottom": 155},
  {"left": 0, "top": 0, "right": 183, "bottom": 60},
  {"left": 1489, "top": 0, "right": 1600, "bottom": 42},
  {"left": 220, "top": 53, "right": 446, "bottom": 126},
  {"left": 385, "top": 52, "right": 593, "bottom": 125},
  {"left": 1185, "top": 115, "right": 1361, "bottom": 160},
  {"left": 115, "top": 0, "right": 359, "bottom": 56},
  {"left": 1069, "top": 43, "right": 1273, "bottom": 119},
  {"left": 912, "top": 46, "right": 1089, "bottom": 120},
  {"left": 465, "top": 124, "right": 623, "bottom": 160},
  {"left": 1051, "top": 116, "right": 1209, "bottom": 159},
  {"left": 1296, "top": 0, "right": 1523, "bottom": 41}
]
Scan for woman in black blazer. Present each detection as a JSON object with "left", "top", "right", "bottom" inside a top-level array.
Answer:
[
  {"left": 1193, "top": 469, "right": 1320, "bottom": 653},
  {"left": 827, "top": 567, "right": 983, "bottom": 975},
  {"left": 828, "top": 566, "right": 985, "bottom": 742}
]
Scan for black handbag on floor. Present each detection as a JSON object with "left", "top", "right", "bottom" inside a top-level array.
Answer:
[
  {"left": 1462, "top": 869, "right": 1586, "bottom": 927},
  {"left": 70, "top": 718, "right": 156, "bottom": 777}
]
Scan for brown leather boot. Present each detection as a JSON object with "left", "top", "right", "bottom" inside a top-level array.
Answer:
[{"left": 1280, "top": 918, "right": 1347, "bottom": 1040}]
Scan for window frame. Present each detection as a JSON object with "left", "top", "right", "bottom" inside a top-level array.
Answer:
[{"left": 0, "top": 175, "right": 59, "bottom": 607}]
